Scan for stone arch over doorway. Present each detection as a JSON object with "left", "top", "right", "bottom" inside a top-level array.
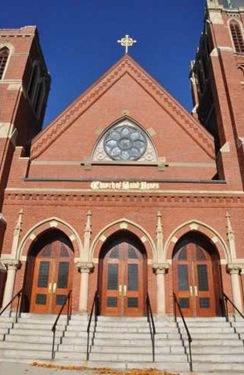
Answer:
[
  {"left": 98, "top": 229, "right": 148, "bottom": 316},
  {"left": 172, "top": 231, "right": 223, "bottom": 317},
  {"left": 91, "top": 218, "right": 156, "bottom": 262},
  {"left": 165, "top": 220, "right": 229, "bottom": 263},
  {"left": 18, "top": 217, "right": 82, "bottom": 260},
  {"left": 22, "top": 228, "right": 75, "bottom": 314}
]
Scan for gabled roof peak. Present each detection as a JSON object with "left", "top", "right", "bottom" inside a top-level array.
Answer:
[{"left": 30, "top": 54, "right": 214, "bottom": 160}]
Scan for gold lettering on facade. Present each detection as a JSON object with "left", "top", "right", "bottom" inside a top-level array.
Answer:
[{"left": 90, "top": 181, "right": 159, "bottom": 190}]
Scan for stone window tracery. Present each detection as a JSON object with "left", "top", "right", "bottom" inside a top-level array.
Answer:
[
  {"left": 93, "top": 119, "right": 157, "bottom": 163},
  {"left": 104, "top": 125, "right": 147, "bottom": 161}
]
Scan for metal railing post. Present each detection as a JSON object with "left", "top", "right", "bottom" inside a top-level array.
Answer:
[
  {"left": 87, "top": 291, "right": 99, "bottom": 361},
  {"left": 222, "top": 292, "right": 244, "bottom": 320},
  {"left": 51, "top": 291, "right": 72, "bottom": 360},
  {"left": 173, "top": 293, "right": 193, "bottom": 372},
  {"left": 0, "top": 289, "right": 23, "bottom": 323},
  {"left": 145, "top": 293, "right": 156, "bottom": 362}
]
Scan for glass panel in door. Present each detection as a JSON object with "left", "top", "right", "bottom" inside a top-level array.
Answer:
[
  {"left": 173, "top": 240, "right": 217, "bottom": 317},
  {"left": 101, "top": 242, "right": 144, "bottom": 316}
]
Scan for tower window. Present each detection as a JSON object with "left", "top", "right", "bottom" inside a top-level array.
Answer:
[
  {"left": 230, "top": 21, "right": 244, "bottom": 54},
  {"left": 0, "top": 47, "right": 9, "bottom": 79},
  {"left": 34, "top": 78, "right": 47, "bottom": 119},
  {"left": 28, "top": 63, "right": 41, "bottom": 102}
]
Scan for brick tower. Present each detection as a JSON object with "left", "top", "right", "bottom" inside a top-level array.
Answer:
[
  {"left": 0, "top": 27, "right": 50, "bottom": 211},
  {"left": 190, "top": 0, "right": 244, "bottom": 186}
]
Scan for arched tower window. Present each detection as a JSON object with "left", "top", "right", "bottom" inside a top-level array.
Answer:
[
  {"left": 0, "top": 47, "right": 9, "bottom": 79},
  {"left": 34, "top": 78, "right": 47, "bottom": 119},
  {"left": 28, "top": 62, "right": 41, "bottom": 102},
  {"left": 230, "top": 21, "right": 244, "bottom": 54}
]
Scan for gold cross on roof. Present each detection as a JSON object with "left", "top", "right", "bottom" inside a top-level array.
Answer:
[{"left": 117, "top": 34, "right": 137, "bottom": 54}]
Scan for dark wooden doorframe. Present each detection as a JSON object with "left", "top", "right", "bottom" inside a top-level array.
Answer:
[
  {"left": 173, "top": 236, "right": 222, "bottom": 317},
  {"left": 99, "top": 240, "right": 147, "bottom": 316}
]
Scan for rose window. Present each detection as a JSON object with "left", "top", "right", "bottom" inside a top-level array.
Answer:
[{"left": 104, "top": 125, "right": 147, "bottom": 161}]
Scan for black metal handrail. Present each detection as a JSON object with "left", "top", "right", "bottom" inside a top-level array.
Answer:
[
  {"left": 86, "top": 290, "right": 99, "bottom": 360},
  {"left": 146, "top": 292, "right": 156, "bottom": 362},
  {"left": 222, "top": 292, "right": 244, "bottom": 321},
  {"left": 51, "top": 290, "right": 72, "bottom": 360},
  {"left": 0, "top": 289, "right": 23, "bottom": 323},
  {"left": 173, "top": 293, "right": 193, "bottom": 372}
]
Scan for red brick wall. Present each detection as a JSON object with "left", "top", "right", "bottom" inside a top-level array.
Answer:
[{"left": 1, "top": 16, "right": 244, "bottom": 316}]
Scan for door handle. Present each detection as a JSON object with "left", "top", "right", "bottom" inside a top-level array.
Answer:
[
  {"left": 189, "top": 285, "right": 193, "bottom": 296},
  {"left": 124, "top": 285, "right": 127, "bottom": 296},
  {"left": 194, "top": 286, "right": 198, "bottom": 296},
  {"left": 53, "top": 283, "right": 57, "bottom": 293},
  {"left": 119, "top": 284, "right": 123, "bottom": 295},
  {"left": 48, "top": 283, "right": 52, "bottom": 293}
]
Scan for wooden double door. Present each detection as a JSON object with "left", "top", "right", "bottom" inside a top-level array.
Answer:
[
  {"left": 173, "top": 240, "right": 221, "bottom": 317},
  {"left": 30, "top": 238, "right": 74, "bottom": 314},
  {"left": 101, "top": 242, "right": 145, "bottom": 316}
]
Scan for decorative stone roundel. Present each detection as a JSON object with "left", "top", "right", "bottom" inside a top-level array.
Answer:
[
  {"left": 92, "top": 119, "right": 157, "bottom": 163},
  {"left": 104, "top": 125, "right": 147, "bottom": 161}
]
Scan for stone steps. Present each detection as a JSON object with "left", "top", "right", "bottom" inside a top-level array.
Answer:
[
  {"left": 90, "top": 317, "right": 187, "bottom": 372},
  {"left": 0, "top": 313, "right": 65, "bottom": 361},
  {"left": 0, "top": 349, "right": 52, "bottom": 360},
  {"left": 0, "top": 340, "right": 54, "bottom": 351},
  {"left": 5, "top": 334, "right": 61, "bottom": 344},
  {"left": 191, "top": 339, "right": 243, "bottom": 346},
  {"left": 0, "top": 313, "right": 244, "bottom": 374},
  {"left": 194, "top": 362, "right": 244, "bottom": 372},
  {"left": 181, "top": 316, "right": 244, "bottom": 374}
]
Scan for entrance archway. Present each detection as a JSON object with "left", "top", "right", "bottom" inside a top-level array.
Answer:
[
  {"left": 172, "top": 232, "right": 222, "bottom": 317},
  {"left": 23, "top": 230, "right": 74, "bottom": 314},
  {"left": 99, "top": 231, "right": 147, "bottom": 316}
]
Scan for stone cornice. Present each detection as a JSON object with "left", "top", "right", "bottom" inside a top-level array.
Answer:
[
  {"left": 30, "top": 55, "right": 215, "bottom": 160},
  {"left": 3, "top": 190, "right": 244, "bottom": 205}
]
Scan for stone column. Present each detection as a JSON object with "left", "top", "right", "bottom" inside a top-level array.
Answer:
[
  {"left": 76, "top": 262, "right": 94, "bottom": 314},
  {"left": 2, "top": 260, "right": 20, "bottom": 309},
  {"left": 228, "top": 264, "right": 243, "bottom": 314},
  {"left": 153, "top": 263, "right": 169, "bottom": 316}
]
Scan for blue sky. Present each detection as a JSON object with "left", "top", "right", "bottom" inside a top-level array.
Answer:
[{"left": 1, "top": 1, "right": 206, "bottom": 127}]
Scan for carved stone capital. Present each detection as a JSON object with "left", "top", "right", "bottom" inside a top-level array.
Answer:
[
  {"left": 76, "top": 262, "right": 94, "bottom": 273},
  {"left": 227, "top": 263, "right": 243, "bottom": 275},
  {"left": 2, "top": 259, "right": 21, "bottom": 271},
  {"left": 153, "top": 263, "right": 169, "bottom": 274}
]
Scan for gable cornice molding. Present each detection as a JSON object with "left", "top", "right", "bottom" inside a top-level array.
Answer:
[{"left": 30, "top": 55, "right": 215, "bottom": 160}]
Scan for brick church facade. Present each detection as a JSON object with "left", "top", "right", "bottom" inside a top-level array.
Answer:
[{"left": 0, "top": 0, "right": 243, "bottom": 318}]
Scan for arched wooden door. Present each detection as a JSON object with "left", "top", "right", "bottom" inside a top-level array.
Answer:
[
  {"left": 30, "top": 237, "right": 74, "bottom": 314},
  {"left": 101, "top": 242, "right": 145, "bottom": 316},
  {"left": 173, "top": 238, "right": 221, "bottom": 317}
]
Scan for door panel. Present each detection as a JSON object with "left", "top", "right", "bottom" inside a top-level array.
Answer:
[
  {"left": 173, "top": 241, "right": 218, "bottom": 317},
  {"left": 101, "top": 242, "right": 144, "bottom": 316},
  {"left": 31, "top": 259, "right": 53, "bottom": 313},
  {"left": 176, "top": 263, "right": 193, "bottom": 316},
  {"left": 30, "top": 238, "right": 73, "bottom": 314}
]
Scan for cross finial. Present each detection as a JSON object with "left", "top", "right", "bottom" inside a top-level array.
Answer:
[{"left": 117, "top": 34, "right": 137, "bottom": 54}]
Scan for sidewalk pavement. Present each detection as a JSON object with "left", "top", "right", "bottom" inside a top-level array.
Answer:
[
  {"left": 0, "top": 361, "right": 183, "bottom": 375},
  {"left": 0, "top": 362, "right": 94, "bottom": 375}
]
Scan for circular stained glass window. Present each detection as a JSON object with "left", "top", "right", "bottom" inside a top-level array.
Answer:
[{"left": 104, "top": 125, "right": 147, "bottom": 161}]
